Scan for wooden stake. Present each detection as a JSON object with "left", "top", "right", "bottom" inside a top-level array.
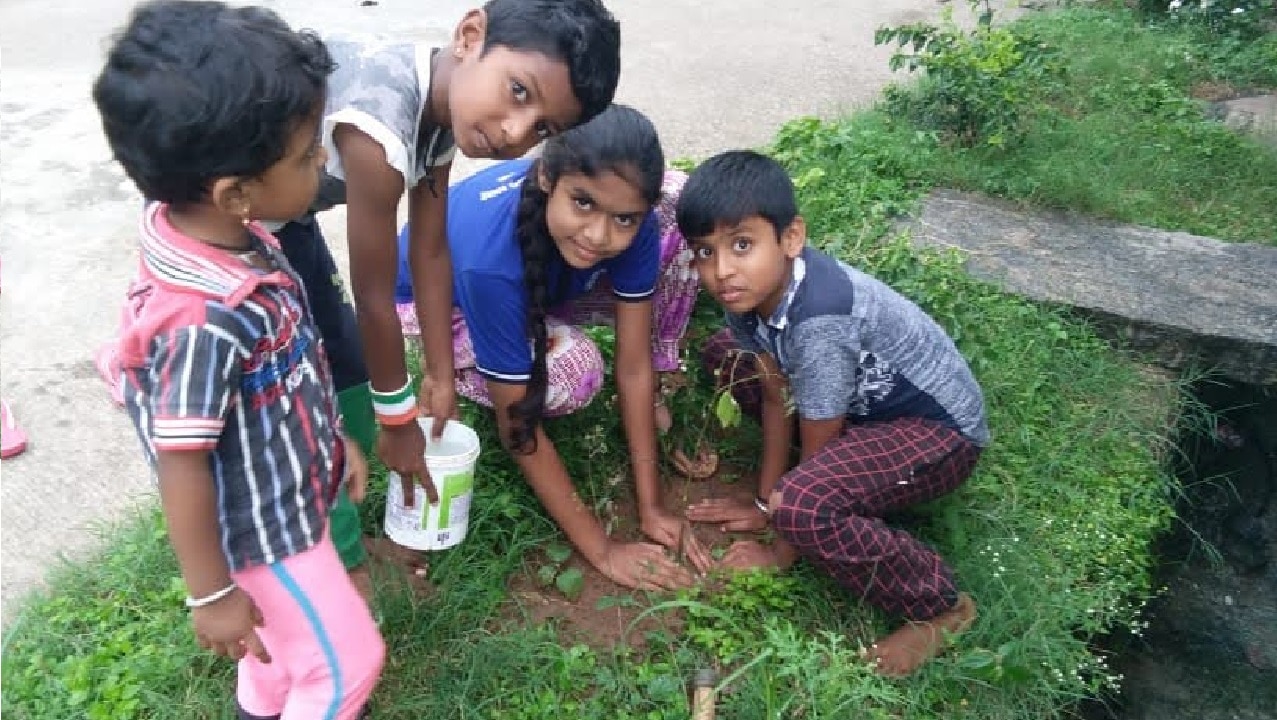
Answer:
[{"left": 691, "top": 668, "right": 718, "bottom": 720}]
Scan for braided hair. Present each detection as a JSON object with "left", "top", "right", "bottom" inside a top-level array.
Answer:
[{"left": 506, "top": 104, "right": 665, "bottom": 453}]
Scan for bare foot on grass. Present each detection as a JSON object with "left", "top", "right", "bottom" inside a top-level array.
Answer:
[
  {"left": 364, "top": 537, "right": 435, "bottom": 596},
  {"left": 865, "top": 593, "right": 977, "bottom": 677}
]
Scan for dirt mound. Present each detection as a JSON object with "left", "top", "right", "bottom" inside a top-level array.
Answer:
[{"left": 367, "top": 467, "right": 763, "bottom": 650}]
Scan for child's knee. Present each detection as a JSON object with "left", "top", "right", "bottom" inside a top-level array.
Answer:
[
  {"left": 769, "top": 473, "right": 825, "bottom": 543},
  {"left": 285, "top": 622, "right": 383, "bottom": 720},
  {"left": 542, "top": 324, "right": 604, "bottom": 416},
  {"left": 699, "top": 328, "right": 737, "bottom": 377}
]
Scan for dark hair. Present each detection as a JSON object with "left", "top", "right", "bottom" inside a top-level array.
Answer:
[
  {"left": 676, "top": 150, "right": 799, "bottom": 242},
  {"left": 508, "top": 104, "right": 664, "bottom": 453},
  {"left": 482, "top": 0, "right": 621, "bottom": 126},
  {"left": 91, "top": 0, "right": 335, "bottom": 205}
]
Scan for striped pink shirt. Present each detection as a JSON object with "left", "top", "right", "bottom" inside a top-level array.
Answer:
[{"left": 118, "top": 203, "right": 345, "bottom": 570}]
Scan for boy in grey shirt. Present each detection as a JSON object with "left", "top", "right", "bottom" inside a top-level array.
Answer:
[
  {"left": 679, "top": 151, "right": 988, "bottom": 677},
  {"left": 272, "top": 0, "right": 621, "bottom": 597}
]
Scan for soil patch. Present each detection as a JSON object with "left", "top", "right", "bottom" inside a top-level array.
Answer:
[
  {"left": 360, "top": 464, "right": 774, "bottom": 651},
  {"left": 493, "top": 466, "right": 763, "bottom": 651}
]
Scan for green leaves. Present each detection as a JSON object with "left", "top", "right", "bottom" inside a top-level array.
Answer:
[
  {"left": 876, "top": 0, "right": 1065, "bottom": 148},
  {"left": 554, "top": 568, "right": 585, "bottom": 601},
  {"left": 535, "top": 543, "right": 584, "bottom": 599},
  {"left": 546, "top": 543, "right": 573, "bottom": 565},
  {"left": 714, "top": 390, "right": 742, "bottom": 429},
  {"left": 536, "top": 563, "right": 559, "bottom": 588}
]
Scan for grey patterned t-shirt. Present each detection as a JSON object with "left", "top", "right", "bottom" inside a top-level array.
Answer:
[
  {"left": 314, "top": 35, "right": 457, "bottom": 210},
  {"left": 726, "top": 247, "right": 990, "bottom": 446}
]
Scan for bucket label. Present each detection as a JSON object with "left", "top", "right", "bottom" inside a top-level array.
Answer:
[
  {"left": 433, "top": 469, "right": 474, "bottom": 528},
  {"left": 384, "top": 465, "right": 477, "bottom": 551}
]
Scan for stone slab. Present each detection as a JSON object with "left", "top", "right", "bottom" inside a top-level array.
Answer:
[{"left": 902, "top": 189, "right": 1277, "bottom": 386}]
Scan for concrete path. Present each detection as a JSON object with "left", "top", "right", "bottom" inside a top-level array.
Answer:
[{"left": 0, "top": 0, "right": 984, "bottom": 619}]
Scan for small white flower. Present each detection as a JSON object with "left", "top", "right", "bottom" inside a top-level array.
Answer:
[
  {"left": 1168, "top": 0, "right": 1182, "bottom": 8},
  {"left": 1232, "top": 6, "right": 1245, "bottom": 12}
]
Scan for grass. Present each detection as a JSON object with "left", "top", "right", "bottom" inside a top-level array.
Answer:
[
  {"left": 876, "top": 4, "right": 1277, "bottom": 244},
  {"left": 4, "top": 3, "right": 1272, "bottom": 718},
  {"left": 1, "top": 251, "right": 1181, "bottom": 719}
]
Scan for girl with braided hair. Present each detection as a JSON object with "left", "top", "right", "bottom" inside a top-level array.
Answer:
[{"left": 395, "top": 105, "right": 707, "bottom": 589}]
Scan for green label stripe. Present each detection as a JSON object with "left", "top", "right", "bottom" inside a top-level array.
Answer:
[{"left": 433, "top": 470, "right": 475, "bottom": 528}]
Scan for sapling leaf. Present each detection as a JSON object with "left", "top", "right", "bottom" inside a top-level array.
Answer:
[
  {"left": 556, "top": 568, "right": 585, "bottom": 600},
  {"left": 546, "top": 543, "right": 573, "bottom": 565},
  {"left": 536, "top": 564, "right": 558, "bottom": 588},
  {"left": 715, "top": 391, "right": 742, "bottom": 429}
]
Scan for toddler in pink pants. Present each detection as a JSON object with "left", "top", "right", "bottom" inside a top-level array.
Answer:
[{"left": 92, "top": 3, "right": 384, "bottom": 717}]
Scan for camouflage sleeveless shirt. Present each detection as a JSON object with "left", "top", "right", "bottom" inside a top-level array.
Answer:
[{"left": 313, "top": 36, "right": 457, "bottom": 212}]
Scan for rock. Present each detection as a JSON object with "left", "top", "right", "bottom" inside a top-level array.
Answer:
[
  {"left": 1208, "top": 94, "right": 1277, "bottom": 149},
  {"left": 901, "top": 190, "right": 1277, "bottom": 386}
]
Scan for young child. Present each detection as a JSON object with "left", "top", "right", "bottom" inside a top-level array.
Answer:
[
  {"left": 395, "top": 105, "right": 709, "bottom": 589},
  {"left": 678, "top": 151, "right": 989, "bottom": 677},
  {"left": 94, "top": 0, "right": 623, "bottom": 601},
  {"left": 92, "top": 3, "right": 384, "bottom": 717}
]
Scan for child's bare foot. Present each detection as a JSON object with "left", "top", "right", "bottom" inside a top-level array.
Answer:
[
  {"left": 348, "top": 565, "right": 375, "bottom": 607},
  {"left": 654, "top": 396, "right": 673, "bottom": 435},
  {"left": 654, "top": 370, "right": 688, "bottom": 435},
  {"left": 865, "top": 593, "right": 976, "bottom": 677},
  {"left": 671, "top": 442, "right": 720, "bottom": 480}
]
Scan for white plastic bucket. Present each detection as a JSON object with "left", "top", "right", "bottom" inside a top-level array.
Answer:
[{"left": 383, "top": 417, "right": 481, "bottom": 551}]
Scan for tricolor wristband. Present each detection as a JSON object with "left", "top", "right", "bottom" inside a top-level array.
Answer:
[{"left": 371, "top": 379, "right": 418, "bottom": 426}]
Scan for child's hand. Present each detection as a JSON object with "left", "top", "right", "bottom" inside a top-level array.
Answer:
[
  {"left": 719, "top": 540, "right": 783, "bottom": 571},
  {"left": 686, "top": 496, "right": 769, "bottom": 533},
  {"left": 598, "top": 541, "right": 697, "bottom": 591},
  {"left": 639, "top": 506, "right": 685, "bottom": 548},
  {"left": 343, "top": 437, "right": 369, "bottom": 503},
  {"left": 378, "top": 421, "right": 439, "bottom": 507},
  {"left": 639, "top": 508, "right": 713, "bottom": 574},
  {"left": 418, "top": 374, "right": 459, "bottom": 439},
  {"left": 191, "top": 588, "right": 271, "bottom": 664},
  {"left": 670, "top": 444, "right": 719, "bottom": 480}
]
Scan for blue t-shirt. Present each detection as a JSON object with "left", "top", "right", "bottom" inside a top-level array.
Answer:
[{"left": 395, "top": 159, "right": 660, "bottom": 383}]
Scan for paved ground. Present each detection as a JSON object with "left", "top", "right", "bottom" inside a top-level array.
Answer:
[{"left": 0, "top": 0, "right": 977, "bottom": 620}]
